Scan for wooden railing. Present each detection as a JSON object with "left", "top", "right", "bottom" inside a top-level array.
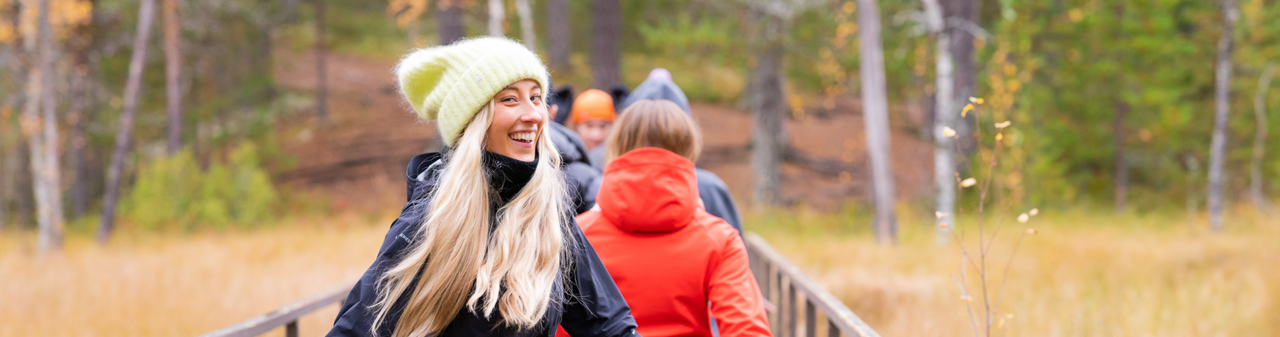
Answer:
[
  {"left": 198, "top": 282, "right": 354, "bottom": 337},
  {"left": 745, "top": 233, "right": 880, "bottom": 337},
  {"left": 202, "top": 233, "right": 879, "bottom": 337}
]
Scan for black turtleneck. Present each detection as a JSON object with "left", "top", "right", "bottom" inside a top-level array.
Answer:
[{"left": 483, "top": 151, "right": 538, "bottom": 204}]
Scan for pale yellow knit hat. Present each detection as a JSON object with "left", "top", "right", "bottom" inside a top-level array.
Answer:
[{"left": 395, "top": 37, "right": 549, "bottom": 147}]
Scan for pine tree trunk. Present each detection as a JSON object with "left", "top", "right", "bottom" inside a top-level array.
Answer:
[
  {"left": 948, "top": 0, "right": 980, "bottom": 158},
  {"left": 1251, "top": 64, "right": 1275, "bottom": 213},
  {"left": 1208, "top": 0, "right": 1236, "bottom": 233},
  {"left": 100, "top": 0, "right": 157, "bottom": 244},
  {"left": 164, "top": 0, "right": 182, "bottom": 154},
  {"left": 314, "top": 0, "right": 328, "bottom": 124},
  {"left": 0, "top": 127, "right": 9, "bottom": 229},
  {"left": 284, "top": 0, "right": 299, "bottom": 22},
  {"left": 590, "top": 0, "right": 620, "bottom": 89},
  {"left": 748, "top": 9, "right": 786, "bottom": 207},
  {"left": 437, "top": 1, "right": 465, "bottom": 45},
  {"left": 857, "top": 0, "right": 898, "bottom": 245},
  {"left": 488, "top": 0, "right": 505, "bottom": 36},
  {"left": 515, "top": 0, "right": 535, "bottom": 50},
  {"left": 1114, "top": 99, "right": 1129, "bottom": 212},
  {"left": 923, "top": 0, "right": 955, "bottom": 245},
  {"left": 16, "top": 139, "right": 33, "bottom": 228},
  {"left": 546, "top": 0, "right": 571, "bottom": 71},
  {"left": 68, "top": 53, "right": 89, "bottom": 220}
]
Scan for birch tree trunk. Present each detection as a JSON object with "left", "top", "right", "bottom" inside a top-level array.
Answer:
[
  {"left": 21, "top": 0, "right": 64, "bottom": 252},
  {"left": 488, "top": 0, "right": 505, "bottom": 36},
  {"left": 515, "top": 0, "right": 535, "bottom": 50},
  {"left": 546, "top": 0, "right": 571, "bottom": 70},
  {"left": 1207, "top": 0, "right": 1237, "bottom": 233},
  {"left": 314, "top": 0, "right": 328, "bottom": 123},
  {"left": 100, "top": 0, "right": 157, "bottom": 243},
  {"left": 1251, "top": 64, "right": 1275, "bottom": 213},
  {"left": 590, "top": 0, "right": 620, "bottom": 89},
  {"left": 437, "top": 1, "right": 465, "bottom": 45},
  {"left": 748, "top": 8, "right": 786, "bottom": 206},
  {"left": 923, "top": 0, "right": 954, "bottom": 245},
  {"left": 857, "top": 0, "right": 898, "bottom": 244},
  {"left": 164, "top": 0, "right": 182, "bottom": 154}
]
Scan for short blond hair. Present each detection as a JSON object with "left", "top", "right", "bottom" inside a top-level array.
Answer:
[{"left": 605, "top": 99, "right": 702, "bottom": 164}]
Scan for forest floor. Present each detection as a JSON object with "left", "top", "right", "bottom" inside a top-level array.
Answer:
[{"left": 2, "top": 207, "right": 1274, "bottom": 336}]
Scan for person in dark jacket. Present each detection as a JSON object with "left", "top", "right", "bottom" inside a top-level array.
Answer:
[
  {"left": 613, "top": 71, "right": 743, "bottom": 234},
  {"left": 328, "top": 37, "right": 638, "bottom": 337},
  {"left": 547, "top": 75, "right": 603, "bottom": 215}
]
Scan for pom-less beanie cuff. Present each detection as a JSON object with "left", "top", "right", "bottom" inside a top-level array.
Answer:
[{"left": 396, "top": 37, "right": 550, "bottom": 147}]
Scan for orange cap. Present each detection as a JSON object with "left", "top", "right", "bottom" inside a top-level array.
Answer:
[{"left": 571, "top": 89, "right": 616, "bottom": 124}]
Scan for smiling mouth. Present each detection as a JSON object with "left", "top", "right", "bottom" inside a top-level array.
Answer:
[{"left": 508, "top": 131, "right": 536, "bottom": 144}]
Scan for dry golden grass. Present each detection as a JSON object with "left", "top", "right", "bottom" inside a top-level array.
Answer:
[
  {"left": 3, "top": 205, "right": 1276, "bottom": 336},
  {"left": 0, "top": 211, "right": 395, "bottom": 336},
  {"left": 748, "top": 205, "right": 1280, "bottom": 337}
]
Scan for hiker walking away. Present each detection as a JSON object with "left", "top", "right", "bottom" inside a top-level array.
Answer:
[
  {"left": 618, "top": 70, "right": 744, "bottom": 234},
  {"left": 327, "top": 37, "right": 639, "bottom": 337},
  {"left": 565, "top": 99, "right": 771, "bottom": 337},
  {"left": 546, "top": 76, "right": 603, "bottom": 214}
]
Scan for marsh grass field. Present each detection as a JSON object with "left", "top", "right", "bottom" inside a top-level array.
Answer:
[{"left": 1, "top": 206, "right": 1277, "bottom": 336}]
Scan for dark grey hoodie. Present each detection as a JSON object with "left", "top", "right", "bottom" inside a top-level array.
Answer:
[
  {"left": 611, "top": 78, "right": 743, "bottom": 235},
  {"left": 550, "top": 122, "right": 604, "bottom": 215}
]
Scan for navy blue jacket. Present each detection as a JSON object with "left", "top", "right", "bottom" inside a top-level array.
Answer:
[
  {"left": 327, "top": 153, "right": 639, "bottom": 337},
  {"left": 549, "top": 122, "right": 603, "bottom": 215}
]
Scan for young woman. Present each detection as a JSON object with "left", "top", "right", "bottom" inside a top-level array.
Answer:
[
  {"left": 327, "top": 37, "right": 639, "bottom": 337},
  {"left": 569, "top": 99, "right": 771, "bottom": 336}
]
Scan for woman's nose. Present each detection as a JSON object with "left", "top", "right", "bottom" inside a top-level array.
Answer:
[{"left": 518, "top": 101, "right": 544, "bottom": 124}]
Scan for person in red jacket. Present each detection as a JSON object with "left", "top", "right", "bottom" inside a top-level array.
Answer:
[{"left": 572, "top": 99, "right": 771, "bottom": 337}]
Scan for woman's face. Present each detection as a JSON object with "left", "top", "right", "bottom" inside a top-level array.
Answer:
[
  {"left": 575, "top": 119, "right": 613, "bottom": 150},
  {"left": 485, "top": 79, "right": 545, "bottom": 162}
]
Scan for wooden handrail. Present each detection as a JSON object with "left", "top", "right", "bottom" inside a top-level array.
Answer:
[
  {"left": 199, "top": 281, "right": 355, "bottom": 337},
  {"left": 745, "top": 232, "right": 880, "bottom": 337}
]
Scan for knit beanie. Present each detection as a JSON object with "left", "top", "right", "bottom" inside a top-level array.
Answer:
[
  {"left": 571, "top": 89, "right": 616, "bottom": 124},
  {"left": 395, "top": 37, "right": 549, "bottom": 147}
]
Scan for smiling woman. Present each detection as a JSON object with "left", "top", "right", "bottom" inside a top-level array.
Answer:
[{"left": 326, "top": 37, "right": 639, "bottom": 337}]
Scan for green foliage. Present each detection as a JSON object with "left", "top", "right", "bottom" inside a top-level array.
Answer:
[{"left": 123, "top": 144, "right": 279, "bottom": 232}]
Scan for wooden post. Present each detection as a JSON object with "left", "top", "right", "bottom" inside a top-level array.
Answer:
[{"left": 805, "top": 299, "right": 817, "bottom": 337}]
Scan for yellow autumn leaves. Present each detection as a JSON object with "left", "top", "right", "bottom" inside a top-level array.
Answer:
[{"left": 0, "top": 0, "right": 93, "bottom": 44}]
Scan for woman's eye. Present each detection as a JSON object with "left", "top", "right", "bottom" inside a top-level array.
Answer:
[
  {"left": 532, "top": 95, "right": 542, "bottom": 102},
  {"left": 502, "top": 96, "right": 517, "bottom": 103}
]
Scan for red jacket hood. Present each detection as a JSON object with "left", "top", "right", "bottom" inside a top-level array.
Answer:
[{"left": 596, "top": 147, "right": 699, "bottom": 233}]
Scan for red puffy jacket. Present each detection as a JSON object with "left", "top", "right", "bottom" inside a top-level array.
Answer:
[{"left": 564, "top": 147, "right": 770, "bottom": 337}]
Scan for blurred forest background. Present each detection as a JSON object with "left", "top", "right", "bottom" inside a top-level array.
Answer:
[{"left": 1, "top": 0, "right": 1278, "bottom": 335}]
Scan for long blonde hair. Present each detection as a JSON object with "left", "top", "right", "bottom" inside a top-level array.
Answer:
[
  {"left": 605, "top": 99, "right": 703, "bottom": 164},
  {"left": 370, "top": 101, "right": 570, "bottom": 337}
]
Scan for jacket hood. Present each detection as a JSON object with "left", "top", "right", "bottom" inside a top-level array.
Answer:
[
  {"left": 596, "top": 148, "right": 699, "bottom": 233},
  {"left": 548, "top": 121, "right": 591, "bottom": 165},
  {"left": 621, "top": 78, "right": 690, "bottom": 114}
]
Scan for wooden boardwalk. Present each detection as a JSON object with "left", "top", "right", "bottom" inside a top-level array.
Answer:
[{"left": 201, "top": 233, "right": 879, "bottom": 337}]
